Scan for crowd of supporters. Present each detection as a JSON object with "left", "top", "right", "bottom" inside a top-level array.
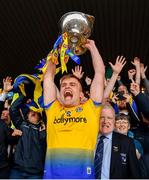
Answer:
[{"left": 0, "top": 42, "right": 149, "bottom": 179}]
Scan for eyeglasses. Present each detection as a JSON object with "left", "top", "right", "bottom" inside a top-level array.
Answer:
[{"left": 115, "top": 121, "right": 129, "bottom": 125}]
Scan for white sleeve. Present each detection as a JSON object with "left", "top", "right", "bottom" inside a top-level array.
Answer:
[{"left": 0, "top": 92, "right": 7, "bottom": 101}]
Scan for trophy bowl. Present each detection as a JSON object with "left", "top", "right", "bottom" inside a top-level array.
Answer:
[{"left": 59, "top": 11, "right": 95, "bottom": 55}]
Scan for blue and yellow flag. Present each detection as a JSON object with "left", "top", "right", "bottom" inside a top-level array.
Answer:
[
  {"left": 12, "top": 74, "right": 43, "bottom": 112},
  {"left": 12, "top": 33, "right": 81, "bottom": 112},
  {"left": 34, "top": 32, "right": 80, "bottom": 77}
]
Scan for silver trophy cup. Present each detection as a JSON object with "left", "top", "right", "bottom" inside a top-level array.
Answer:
[{"left": 59, "top": 11, "right": 95, "bottom": 55}]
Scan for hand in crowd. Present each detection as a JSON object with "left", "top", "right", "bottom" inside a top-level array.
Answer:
[
  {"left": 85, "top": 76, "right": 92, "bottom": 86},
  {"left": 111, "top": 93, "right": 118, "bottom": 104},
  {"left": 123, "top": 93, "right": 131, "bottom": 103},
  {"left": 128, "top": 69, "right": 136, "bottom": 80},
  {"left": 72, "top": 66, "right": 84, "bottom": 79},
  {"left": 130, "top": 80, "right": 140, "bottom": 96},
  {"left": 140, "top": 63, "right": 147, "bottom": 79},
  {"left": 11, "top": 129, "right": 22, "bottom": 136},
  {"left": 109, "top": 55, "right": 126, "bottom": 75},
  {"left": 3, "top": 76, "right": 13, "bottom": 93},
  {"left": 131, "top": 57, "right": 140, "bottom": 68},
  {"left": 26, "top": 98, "right": 32, "bottom": 104},
  {"left": 39, "top": 122, "right": 46, "bottom": 131}
]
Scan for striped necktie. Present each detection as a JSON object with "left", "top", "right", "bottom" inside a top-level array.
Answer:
[{"left": 94, "top": 136, "right": 106, "bottom": 179}]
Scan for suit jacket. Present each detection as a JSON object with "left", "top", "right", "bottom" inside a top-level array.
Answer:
[
  {"left": 134, "top": 92, "right": 149, "bottom": 119},
  {"left": 110, "top": 132, "right": 141, "bottom": 179},
  {"left": 139, "top": 153, "right": 149, "bottom": 178}
]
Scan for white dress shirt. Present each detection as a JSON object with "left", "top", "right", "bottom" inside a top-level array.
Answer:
[{"left": 95, "top": 132, "right": 113, "bottom": 179}]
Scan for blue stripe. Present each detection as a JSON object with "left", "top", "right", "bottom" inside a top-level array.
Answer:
[
  {"left": 93, "top": 101, "right": 102, "bottom": 106},
  {"left": 44, "top": 100, "right": 55, "bottom": 109}
]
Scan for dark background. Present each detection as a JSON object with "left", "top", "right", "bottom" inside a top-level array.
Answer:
[{"left": 1, "top": 0, "right": 149, "bottom": 86}]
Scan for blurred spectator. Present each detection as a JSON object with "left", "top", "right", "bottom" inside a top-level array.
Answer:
[
  {"left": 94, "top": 104, "right": 140, "bottom": 179},
  {"left": 130, "top": 81, "right": 149, "bottom": 119},
  {"left": 103, "top": 55, "right": 126, "bottom": 101},
  {"left": 140, "top": 63, "right": 149, "bottom": 95},
  {"left": 111, "top": 84, "right": 140, "bottom": 128},
  {"left": 0, "top": 77, "right": 21, "bottom": 178},
  {"left": 115, "top": 113, "right": 144, "bottom": 159},
  {"left": 9, "top": 95, "right": 46, "bottom": 179}
]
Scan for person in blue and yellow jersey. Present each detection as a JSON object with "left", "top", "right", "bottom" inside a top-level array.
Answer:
[{"left": 43, "top": 39, "right": 105, "bottom": 179}]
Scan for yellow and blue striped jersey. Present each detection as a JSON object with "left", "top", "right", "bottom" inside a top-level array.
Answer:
[{"left": 44, "top": 99, "right": 102, "bottom": 179}]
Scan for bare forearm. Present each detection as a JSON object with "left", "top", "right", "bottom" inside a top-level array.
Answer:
[
  {"left": 90, "top": 46, "right": 105, "bottom": 102},
  {"left": 43, "top": 60, "right": 57, "bottom": 106},
  {"left": 44, "top": 60, "right": 56, "bottom": 80},
  {"left": 135, "top": 66, "right": 141, "bottom": 85},
  {"left": 90, "top": 46, "right": 105, "bottom": 75},
  {"left": 104, "top": 72, "right": 118, "bottom": 99}
]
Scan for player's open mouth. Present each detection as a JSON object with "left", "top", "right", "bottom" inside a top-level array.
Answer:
[{"left": 64, "top": 91, "right": 73, "bottom": 99}]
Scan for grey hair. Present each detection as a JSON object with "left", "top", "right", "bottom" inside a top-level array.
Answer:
[{"left": 101, "top": 103, "right": 115, "bottom": 119}]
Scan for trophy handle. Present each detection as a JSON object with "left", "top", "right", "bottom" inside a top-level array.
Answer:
[{"left": 85, "top": 14, "right": 95, "bottom": 29}]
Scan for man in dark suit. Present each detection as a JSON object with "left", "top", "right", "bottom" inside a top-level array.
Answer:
[{"left": 94, "top": 104, "right": 141, "bottom": 179}]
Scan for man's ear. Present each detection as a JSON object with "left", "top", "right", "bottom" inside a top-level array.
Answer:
[
  {"left": 80, "top": 92, "right": 84, "bottom": 100},
  {"left": 128, "top": 123, "right": 131, "bottom": 130}
]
